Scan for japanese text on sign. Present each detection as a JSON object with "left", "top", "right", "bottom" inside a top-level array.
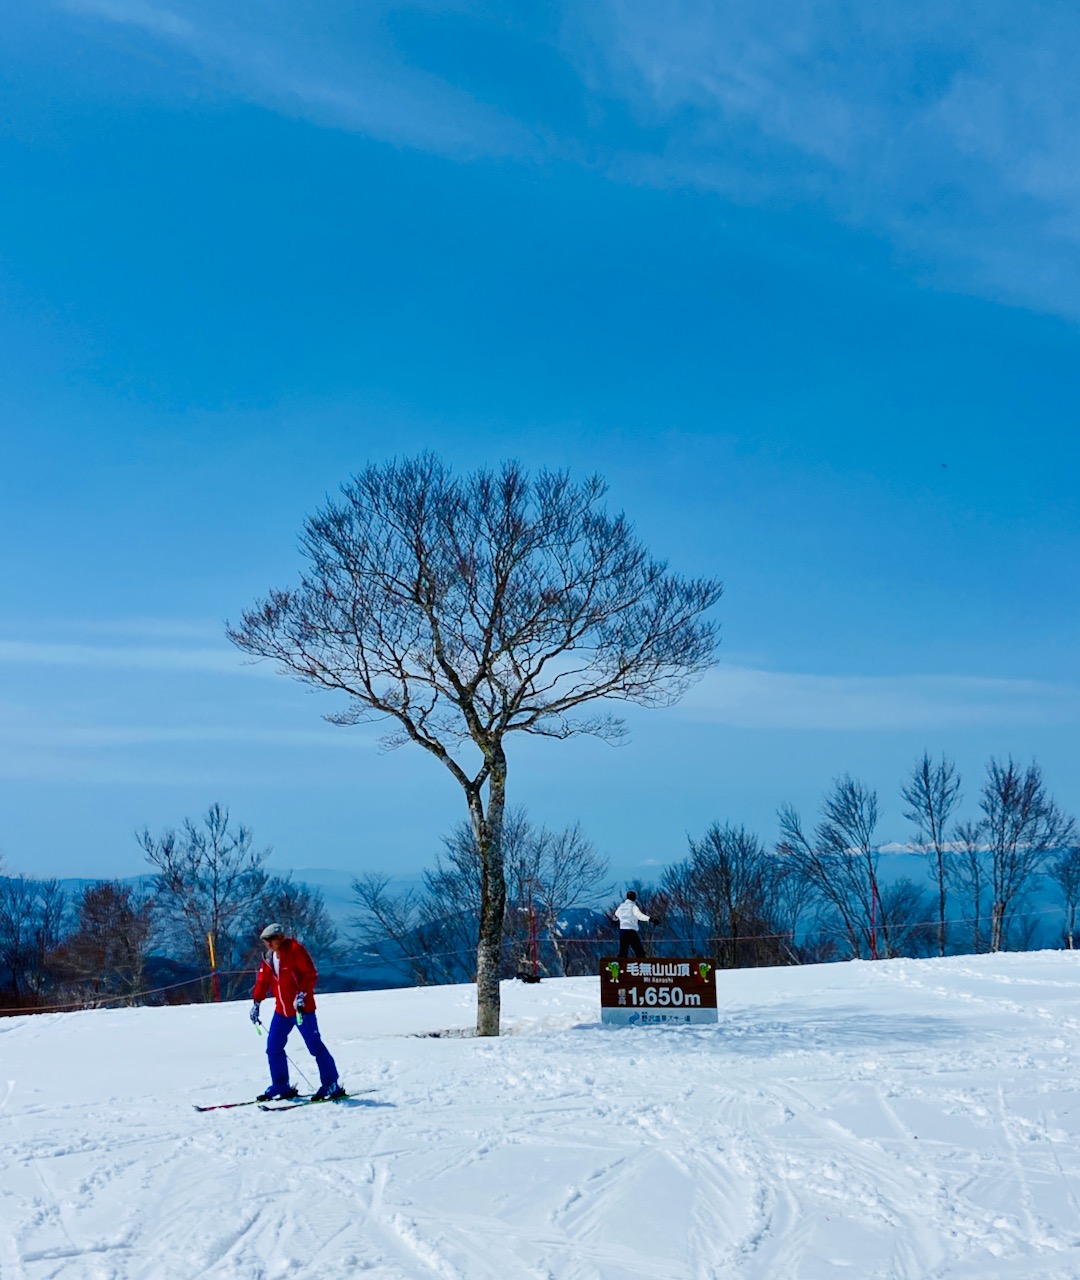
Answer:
[{"left": 599, "top": 957, "right": 718, "bottom": 1026}]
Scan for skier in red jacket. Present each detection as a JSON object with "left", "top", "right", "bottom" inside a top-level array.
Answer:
[{"left": 250, "top": 923, "right": 345, "bottom": 1101}]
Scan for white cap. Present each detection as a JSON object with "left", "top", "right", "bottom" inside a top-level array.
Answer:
[{"left": 260, "top": 923, "right": 286, "bottom": 941}]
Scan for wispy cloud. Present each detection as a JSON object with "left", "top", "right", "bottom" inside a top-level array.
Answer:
[
  {"left": 0, "top": 698, "right": 377, "bottom": 784},
  {"left": 62, "top": 0, "right": 192, "bottom": 39},
  {"left": 0, "top": 748, "right": 346, "bottom": 787},
  {"left": 4, "top": 620, "right": 1074, "bottom": 733},
  {"left": 0, "top": 638, "right": 264, "bottom": 676},
  {"left": 58, "top": 0, "right": 537, "bottom": 159},
  {"left": 0, "top": 723, "right": 372, "bottom": 750},
  {"left": 573, "top": 0, "right": 1080, "bottom": 321},
  {"left": 2, "top": 616, "right": 226, "bottom": 642},
  {"left": 53, "top": 0, "right": 1080, "bottom": 322},
  {"left": 678, "top": 664, "right": 1080, "bottom": 731}
]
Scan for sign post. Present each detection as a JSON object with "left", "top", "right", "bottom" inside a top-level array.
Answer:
[{"left": 599, "top": 957, "right": 718, "bottom": 1026}]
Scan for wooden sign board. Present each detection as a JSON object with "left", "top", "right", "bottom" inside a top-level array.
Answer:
[{"left": 599, "top": 957, "right": 718, "bottom": 1026}]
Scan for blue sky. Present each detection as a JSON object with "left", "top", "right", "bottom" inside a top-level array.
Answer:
[{"left": 2, "top": 0, "right": 1078, "bottom": 883}]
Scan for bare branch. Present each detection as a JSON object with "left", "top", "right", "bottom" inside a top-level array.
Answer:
[{"left": 228, "top": 455, "right": 722, "bottom": 1033}]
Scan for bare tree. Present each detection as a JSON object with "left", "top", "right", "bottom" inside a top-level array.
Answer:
[
  {"left": 778, "top": 775, "right": 889, "bottom": 958},
  {"left": 1050, "top": 845, "right": 1080, "bottom": 949},
  {"left": 54, "top": 880, "right": 154, "bottom": 1002},
  {"left": 433, "top": 811, "right": 534, "bottom": 969},
  {"left": 0, "top": 876, "right": 67, "bottom": 1005},
  {"left": 902, "top": 752, "right": 962, "bottom": 958},
  {"left": 229, "top": 456, "right": 721, "bottom": 1034},
  {"left": 351, "top": 873, "right": 455, "bottom": 987},
  {"left": 948, "top": 820, "right": 988, "bottom": 954},
  {"left": 356, "top": 811, "right": 611, "bottom": 986},
  {"left": 0, "top": 875, "right": 37, "bottom": 1001},
  {"left": 658, "top": 860, "right": 705, "bottom": 955},
  {"left": 979, "top": 758, "right": 1074, "bottom": 952},
  {"left": 686, "top": 823, "right": 791, "bottom": 967},
  {"left": 139, "top": 804, "right": 269, "bottom": 997},
  {"left": 508, "top": 821, "right": 610, "bottom": 977},
  {"left": 37, "top": 879, "right": 66, "bottom": 984},
  {"left": 876, "top": 878, "right": 937, "bottom": 957},
  {"left": 777, "top": 806, "right": 859, "bottom": 957},
  {"left": 774, "top": 848, "right": 814, "bottom": 961},
  {"left": 355, "top": 817, "right": 533, "bottom": 986}
]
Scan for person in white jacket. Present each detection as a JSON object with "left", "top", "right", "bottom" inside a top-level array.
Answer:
[{"left": 613, "top": 891, "right": 652, "bottom": 958}]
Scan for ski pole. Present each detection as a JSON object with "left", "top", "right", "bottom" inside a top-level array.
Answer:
[
  {"left": 286, "top": 1050, "right": 314, "bottom": 1091},
  {"left": 252, "top": 1014, "right": 314, "bottom": 1090}
]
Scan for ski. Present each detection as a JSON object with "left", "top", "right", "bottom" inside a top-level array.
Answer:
[
  {"left": 194, "top": 1093, "right": 305, "bottom": 1111},
  {"left": 197, "top": 1088, "right": 372, "bottom": 1113},
  {"left": 193, "top": 1098, "right": 264, "bottom": 1112},
  {"left": 259, "top": 1088, "right": 371, "bottom": 1112}
]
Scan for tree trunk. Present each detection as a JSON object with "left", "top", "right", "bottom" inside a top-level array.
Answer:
[
  {"left": 545, "top": 910, "right": 566, "bottom": 977},
  {"left": 971, "top": 875, "right": 983, "bottom": 954},
  {"left": 937, "top": 850, "right": 947, "bottom": 958},
  {"left": 868, "top": 866, "right": 884, "bottom": 958},
  {"left": 472, "top": 746, "right": 508, "bottom": 1037},
  {"left": 990, "top": 900, "right": 1004, "bottom": 953}
]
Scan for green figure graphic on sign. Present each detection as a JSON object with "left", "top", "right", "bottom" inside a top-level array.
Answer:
[
  {"left": 698, "top": 962, "right": 712, "bottom": 982},
  {"left": 605, "top": 961, "right": 621, "bottom": 982}
]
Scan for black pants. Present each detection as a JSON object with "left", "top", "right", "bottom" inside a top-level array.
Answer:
[{"left": 618, "top": 929, "right": 646, "bottom": 958}]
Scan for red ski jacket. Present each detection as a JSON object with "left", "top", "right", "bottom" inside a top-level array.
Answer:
[{"left": 252, "top": 938, "right": 318, "bottom": 1018}]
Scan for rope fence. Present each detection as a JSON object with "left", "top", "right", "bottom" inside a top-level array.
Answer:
[
  {"left": 358, "top": 898, "right": 1080, "bottom": 970},
  {"left": 2, "top": 899, "right": 1074, "bottom": 1016},
  {"left": 0, "top": 970, "right": 255, "bottom": 1017}
]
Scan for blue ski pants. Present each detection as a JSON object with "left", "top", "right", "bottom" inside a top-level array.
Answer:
[{"left": 266, "top": 1011, "right": 339, "bottom": 1089}]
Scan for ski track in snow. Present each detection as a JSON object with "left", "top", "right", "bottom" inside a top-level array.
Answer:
[{"left": 2, "top": 954, "right": 1080, "bottom": 1278}]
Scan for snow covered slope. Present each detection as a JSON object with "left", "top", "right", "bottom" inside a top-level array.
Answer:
[{"left": 3, "top": 953, "right": 1080, "bottom": 1279}]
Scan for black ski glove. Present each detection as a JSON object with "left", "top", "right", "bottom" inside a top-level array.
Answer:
[
  {"left": 295, "top": 991, "right": 306, "bottom": 1014},
  {"left": 249, "top": 1002, "right": 261, "bottom": 1025}
]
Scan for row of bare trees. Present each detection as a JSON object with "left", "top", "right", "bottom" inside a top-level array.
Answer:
[
  {"left": 773, "top": 753, "right": 1075, "bottom": 961},
  {"left": 0, "top": 806, "right": 338, "bottom": 1013},
  {"left": 901, "top": 753, "right": 1074, "bottom": 955},
  {"left": 4, "top": 751, "right": 1077, "bottom": 1011},
  {"left": 0, "top": 874, "right": 70, "bottom": 1004},
  {"left": 619, "top": 797, "right": 936, "bottom": 969},
  {"left": 655, "top": 825, "right": 804, "bottom": 967},
  {"left": 352, "top": 752, "right": 1078, "bottom": 984},
  {"left": 0, "top": 874, "right": 156, "bottom": 1010},
  {"left": 353, "top": 747, "right": 1069, "bottom": 977},
  {"left": 774, "top": 771, "right": 954, "bottom": 961}
]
